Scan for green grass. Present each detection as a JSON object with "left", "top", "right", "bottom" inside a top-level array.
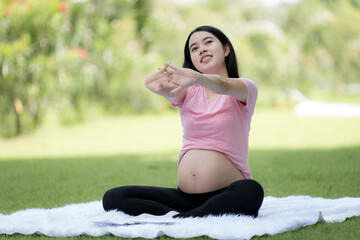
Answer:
[{"left": 0, "top": 108, "right": 359, "bottom": 239}]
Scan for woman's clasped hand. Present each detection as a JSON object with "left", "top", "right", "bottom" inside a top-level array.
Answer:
[{"left": 145, "top": 63, "right": 198, "bottom": 96}]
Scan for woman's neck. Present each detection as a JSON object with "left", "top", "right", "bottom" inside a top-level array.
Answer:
[{"left": 203, "top": 64, "right": 229, "bottom": 78}]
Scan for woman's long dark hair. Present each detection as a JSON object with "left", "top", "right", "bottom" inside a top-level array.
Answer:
[{"left": 182, "top": 26, "right": 239, "bottom": 78}]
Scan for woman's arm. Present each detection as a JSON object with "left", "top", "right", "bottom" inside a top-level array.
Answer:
[
  {"left": 196, "top": 74, "right": 248, "bottom": 102},
  {"left": 165, "top": 63, "right": 248, "bottom": 102}
]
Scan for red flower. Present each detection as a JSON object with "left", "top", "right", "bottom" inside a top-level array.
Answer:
[
  {"left": 59, "top": 2, "right": 68, "bottom": 11},
  {"left": 63, "top": 46, "right": 88, "bottom": 59},
  {"left": 5, "top": 6, "right": 12, "bottom": 15},
  {"left": 76, "top": 48, "right": 88, "bottom": 59}
]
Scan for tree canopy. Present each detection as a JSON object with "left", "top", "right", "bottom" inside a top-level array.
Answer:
[{"left": 1, "top": 0, "right": 359, "bottom": 137}]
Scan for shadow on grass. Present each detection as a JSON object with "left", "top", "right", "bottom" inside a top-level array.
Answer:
[
  {"left": 1, "top": 146, "right": 359, "bottom": 214},
  {"left": 0, "top": 151, "right": 179, "bottom": 214}
]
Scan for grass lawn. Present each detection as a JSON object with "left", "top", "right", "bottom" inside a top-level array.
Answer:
[{"left": 0, "top": 108, "right": 359, "bottom": 239}]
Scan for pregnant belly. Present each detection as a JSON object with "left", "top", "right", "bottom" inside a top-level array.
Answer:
[{"left": 177, "top": 149, "right": 245, "bottom": 194}]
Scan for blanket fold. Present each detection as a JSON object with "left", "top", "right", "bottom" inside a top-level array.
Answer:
[{"left": 1, "top": 195, "right": 360, "bottom": 240}]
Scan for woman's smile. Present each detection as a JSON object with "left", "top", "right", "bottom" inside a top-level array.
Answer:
[{"left": 201, "top": 54, "right": 212, "bottom": 63}]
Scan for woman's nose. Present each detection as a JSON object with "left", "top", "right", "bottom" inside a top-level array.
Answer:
[{"left": 200, "top": 48, "right": 207, "bottom": 55}]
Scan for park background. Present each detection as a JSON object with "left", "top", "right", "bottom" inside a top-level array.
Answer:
[
  {"left": 0, "top": 0, "right": 360, "bottom": 239},
  {"left": 1, "top": 0, "right": 360, "bottom": 137}
]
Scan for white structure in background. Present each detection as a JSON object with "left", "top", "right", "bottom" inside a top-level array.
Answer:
[
  {"left": 256, "top": 0, "right": 300, "bottom": 7},
  {"left": 288, "top": 89, "right": 360, "bottom": 118}
]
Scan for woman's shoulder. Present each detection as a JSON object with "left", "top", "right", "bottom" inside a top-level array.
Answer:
[
  {"left": 172, "top": 84, "right": 202, "bottom": 108},
  {"left": 239, "top": 77, "right": 256, "bottom": 85},
  {"left": 239, "top": 78, "right": 258, "bottom": 93}
]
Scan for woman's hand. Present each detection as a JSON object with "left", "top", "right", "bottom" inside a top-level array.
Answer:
[
  {"left": 163, "top": 63, "right": 198, "bottom": 95},
  {"left": 145, "top": 65, "right": 178, "bottom": 97}
]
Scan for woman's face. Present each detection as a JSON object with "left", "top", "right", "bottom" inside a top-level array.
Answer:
[{"left": 188, "top": 31, "right": 229, "bottom": 76}]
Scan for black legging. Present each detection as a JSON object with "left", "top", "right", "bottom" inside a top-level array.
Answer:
[{"left": 102, "top": 179, "right": 264, "bottom": 218}]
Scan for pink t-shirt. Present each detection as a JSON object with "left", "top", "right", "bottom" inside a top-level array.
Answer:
[{"left": 172, "top": 78, "right": 258, "bottom": 179}]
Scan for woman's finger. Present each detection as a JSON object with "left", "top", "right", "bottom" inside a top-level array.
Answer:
[
  {"left": 158, "top": 66, "right": 168, "bottom": 73},
  {"left": 160, "top": 80, "right": 178, "bottom": 89},
  {"left": 165, "top": 63, "right": 178, "bottom": 71},
  {"left": 162, "top": 70, "right": 172, "bottom": 78},
  {"left": 165, "top": 67, "right": 175, "bottom": 75},
  {"left": 159, "top": 65, "right": 174, "bottom": 75}
]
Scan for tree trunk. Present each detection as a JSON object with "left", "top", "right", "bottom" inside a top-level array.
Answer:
[{"left": 15, "top": 110, "right": 21, "bottom": 136}]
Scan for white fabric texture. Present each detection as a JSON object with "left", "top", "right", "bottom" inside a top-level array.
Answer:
[{"left": 1, "top": 195, "right": 360, "bottom": 239}]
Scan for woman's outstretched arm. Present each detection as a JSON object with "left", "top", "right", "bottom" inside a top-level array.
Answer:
[{"left": 165, "top": 63, "right": 248, "bottom": 103}]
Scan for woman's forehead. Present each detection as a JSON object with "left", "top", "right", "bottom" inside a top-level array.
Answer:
[{"left": 189, "top": 31, "right": 217, "bottom": 46}]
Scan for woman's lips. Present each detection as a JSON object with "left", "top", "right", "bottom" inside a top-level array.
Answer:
[{"left": 201, "top": 55, "right": 212, "bottom": 63}]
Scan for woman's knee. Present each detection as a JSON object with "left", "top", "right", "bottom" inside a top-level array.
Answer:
[
  {"left": 247, "top": 179, "right": 264, "bottom": 198},
  {"left": 102, "top": 186, "right": 128, "bottom": 211},
  {"left": 102, "top": 188, "right": 116, "bottom": 211},
  {"left": 102, "top": 186, "right": 143, "bottom": 211},
  {"left": 229, "top": 179, "right": 264, "bottom": 216},
  {"left": 230, "top": 179, "right": 264, "bottom": 202}
]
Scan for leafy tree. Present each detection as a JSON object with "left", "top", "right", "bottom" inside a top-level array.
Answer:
[{"left": 1, "top": 0, "right": 359, "bottom": 137}]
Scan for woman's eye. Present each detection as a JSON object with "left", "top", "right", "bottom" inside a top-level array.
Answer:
[
  {"left": 206, "top": 40, "right": 213, "bottom": 44},
  {"left": 191, "top": 47, "right": 198, "bottom": 52}
]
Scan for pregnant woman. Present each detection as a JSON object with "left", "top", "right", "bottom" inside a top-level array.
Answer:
[{"left": 102, "top": 25, "right": 264, "bottom": 218}]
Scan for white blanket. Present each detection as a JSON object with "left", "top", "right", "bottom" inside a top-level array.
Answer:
[{"left": 1, "top": 196, "right": 360, "bottom": 239}]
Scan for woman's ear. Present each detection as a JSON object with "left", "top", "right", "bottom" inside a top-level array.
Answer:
[{"left": 224, "top": 44, "right": 230, "bottom": 57}]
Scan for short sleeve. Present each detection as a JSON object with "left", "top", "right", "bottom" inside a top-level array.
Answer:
[
  {"left": 239, "top": 78, "right": 258, "bottom": 115},
  {"left": 171, "top": 87, "right": 189, "bottom": 108}
]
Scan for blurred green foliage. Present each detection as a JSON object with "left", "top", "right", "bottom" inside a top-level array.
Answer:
[{"left": 0, "top": 0, "right": 359, "bottom": 137}]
